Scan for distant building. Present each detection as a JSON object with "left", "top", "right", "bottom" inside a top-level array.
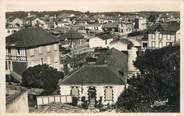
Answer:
[
  {"left": 6, "top": 27, "right": 61, "bottom": 76},
  {"left": 147, "top": 22, "right": 180, "bottom": 49},
  {"left": 6, "top": 18, "right": 23, "bottom": 36},
  {"left": 24, "top": 17, "right": 48, "bottom": 29},
  {"left": 134, "top": 16, "right": 147, "bottom": 30},
  {"left": 118, "top": 21, "right": 134, "bottom": 35},
  {"left": 85, "top": 24, "right": 103, "bottom": 33},
  {"left": 102, "top": 22, "right": 119, "bottom": 32},
  {"left": 31, "top": 18, "right": 48, "bottom": 29},
  {"left": 109, "top": 38, "right": 129, "bottom": 52},
  {"left": 8, "top": 18, "right": 24, "bottom": 27},
  {"left": 89, "top": 33, "right": 114, "bottom": 48}
]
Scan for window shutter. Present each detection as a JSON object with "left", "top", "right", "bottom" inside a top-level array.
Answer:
[
  {"left": 71, "top": 87, "right": 79, "bottom": 97},
  {"left": 105, "top": 86, "right": 113, "bottom": 101}
]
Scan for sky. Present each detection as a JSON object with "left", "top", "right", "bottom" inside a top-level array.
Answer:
[{"left": 2, "top": 0, "right": 182, "bottom": 12}]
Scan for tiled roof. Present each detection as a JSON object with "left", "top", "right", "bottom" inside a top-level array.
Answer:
[
  {"left": 102, "top": 22, "right": 119, "bottom": 28},
  {"left": 95, "top": 48, "right": 128, "bottom": 81},
  {"left": 59, "top": 65, "right": 125, "bottom": 85},
  {"left": 62, "top": 29, "right": 84, "bottom": 40},
  {"left": 148, "top": 22, "right": 180, "bottom": 33},
  {"left": 6, "top": 27, "right": 59, "bottom": 48},
  {"left": 95, "top": 32, "right": 114, "bottom": 40},
  {"left": 110, "top": 38, "right": 128, "bottom": 44}
]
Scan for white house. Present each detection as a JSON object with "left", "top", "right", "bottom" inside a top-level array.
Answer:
[
  {"left": 109, "top": 38, "right": 128, "bottom": 52},
  {"left": 89, "top": 33, "right": 114, "bottom": 48},
  {"left": 147, "top": 22, "right": 180, "bottom": 49},
  {"left": 118, "top": 21, "right": 134, "bottom": 35},
  {"left": 85, "top": 24, "right": 103, "bottom": 32},
  {"left": 59, "top": 65, "right": 127, "bottom": 106},
  {"left": 31, "top": 18, "right": 48, "bottom": 29},
  {"left": 8, "top": 18, "right": 23, "bottom": 27}
]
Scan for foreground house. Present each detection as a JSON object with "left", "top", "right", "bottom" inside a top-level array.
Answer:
[
  {"left": 147, "top": 22, "right": 180, "bottom": 49},
  {"left": 6, "top": 27, "right": 61, "bottom": 76},
  {"left": 59, "top": 65, "right": 127, "bottom": 106}
]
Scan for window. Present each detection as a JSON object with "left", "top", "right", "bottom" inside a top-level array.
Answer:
[
  {"left": 53, "top": 44, "right": 58, "bottom": 51},
  {"left": 54, "top": 56, "right": 58, "bottom": 63},
  {"left": 47, "top": 56, "right": 51, "bottom": 65},
  {"left": 152, "top": 34, "right": 155, "bottom": 39},
  {"left": 166, "top": 42, "right": 172, "bottom": 46},
  {"left": 40, "top": 58, "right": 43, "bottom": 64},
  {"left": 8, "top": 30, "right": 10, "bottom": 33},
  {"left": 171, "top": 35, "right": 175, "bottom": 40},
  {"left": 151, "top": 41, "right": 156, "bottom": 47},
  {"left": 105, "top": 40, "right": 107, "bottom": 45},
  {"left": 167, "top": 35, "right": 171, "bottom": 40},
  {"left": 148, "top": 34, "right": 152, "bottom": 39},
  {"left": 71, "top": 86, "right": 79, "bottom": 97},
  {"left": 30, "top": 49, "right": 35, "bottom": 56},
  {"left": 104, "top": 86, "right": 113, "bottom": 101},
  {"left": 143, "top": 43, "right": 147, "bottom": 48},
  {"left": 159, "top": 42, "right": 163, "bottom": 48},
  {"left": 5, "top": 61, "right": 8, "bottom": 70},
  {"left": 38, "top": 47, "right": 42, "bottom": 54},
  {"left": 159, "top": 33, "right": 162, "bottom": 39},
  {"left": 163, "top": 34, "right": 166, "bottom": 39},
  {"left": 47, "top": 46, "right": 51, "bottom": 52}
]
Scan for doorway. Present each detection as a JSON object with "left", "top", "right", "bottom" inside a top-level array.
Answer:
[{"left": 88, "top": 86, "right": 96, "bottom": 107}]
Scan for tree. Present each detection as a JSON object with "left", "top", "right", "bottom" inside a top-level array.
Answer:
[
  {"left": 21, "top": 64, "right": 64, "bottom": 94},
  {"left": 117, "top": 46, "right": 180, "bottom": 112},
  {"left": 148, "top": 14, "right": 158, "bottom": 23}
]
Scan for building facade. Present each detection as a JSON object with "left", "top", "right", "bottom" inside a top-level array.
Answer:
[
  {"left": 6, "top": 27, "right": 61, "bottom": 76},
  {"left": 59, "top": 65, "right": 127, "bottom": 106},
  {"left": 118, "top": 21, "right": 134, "bottom": 35},
  {"left": 147, "top": 22, "right": 180, "bottom": 49}
]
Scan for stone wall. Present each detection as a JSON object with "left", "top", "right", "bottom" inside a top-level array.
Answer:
[{"left": 6, "top": 91, "right": 29, "bottom": 113}]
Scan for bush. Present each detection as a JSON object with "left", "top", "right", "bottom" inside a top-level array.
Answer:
[{"left": 21, "top": 64, "right": 64, "bottom": 94}]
